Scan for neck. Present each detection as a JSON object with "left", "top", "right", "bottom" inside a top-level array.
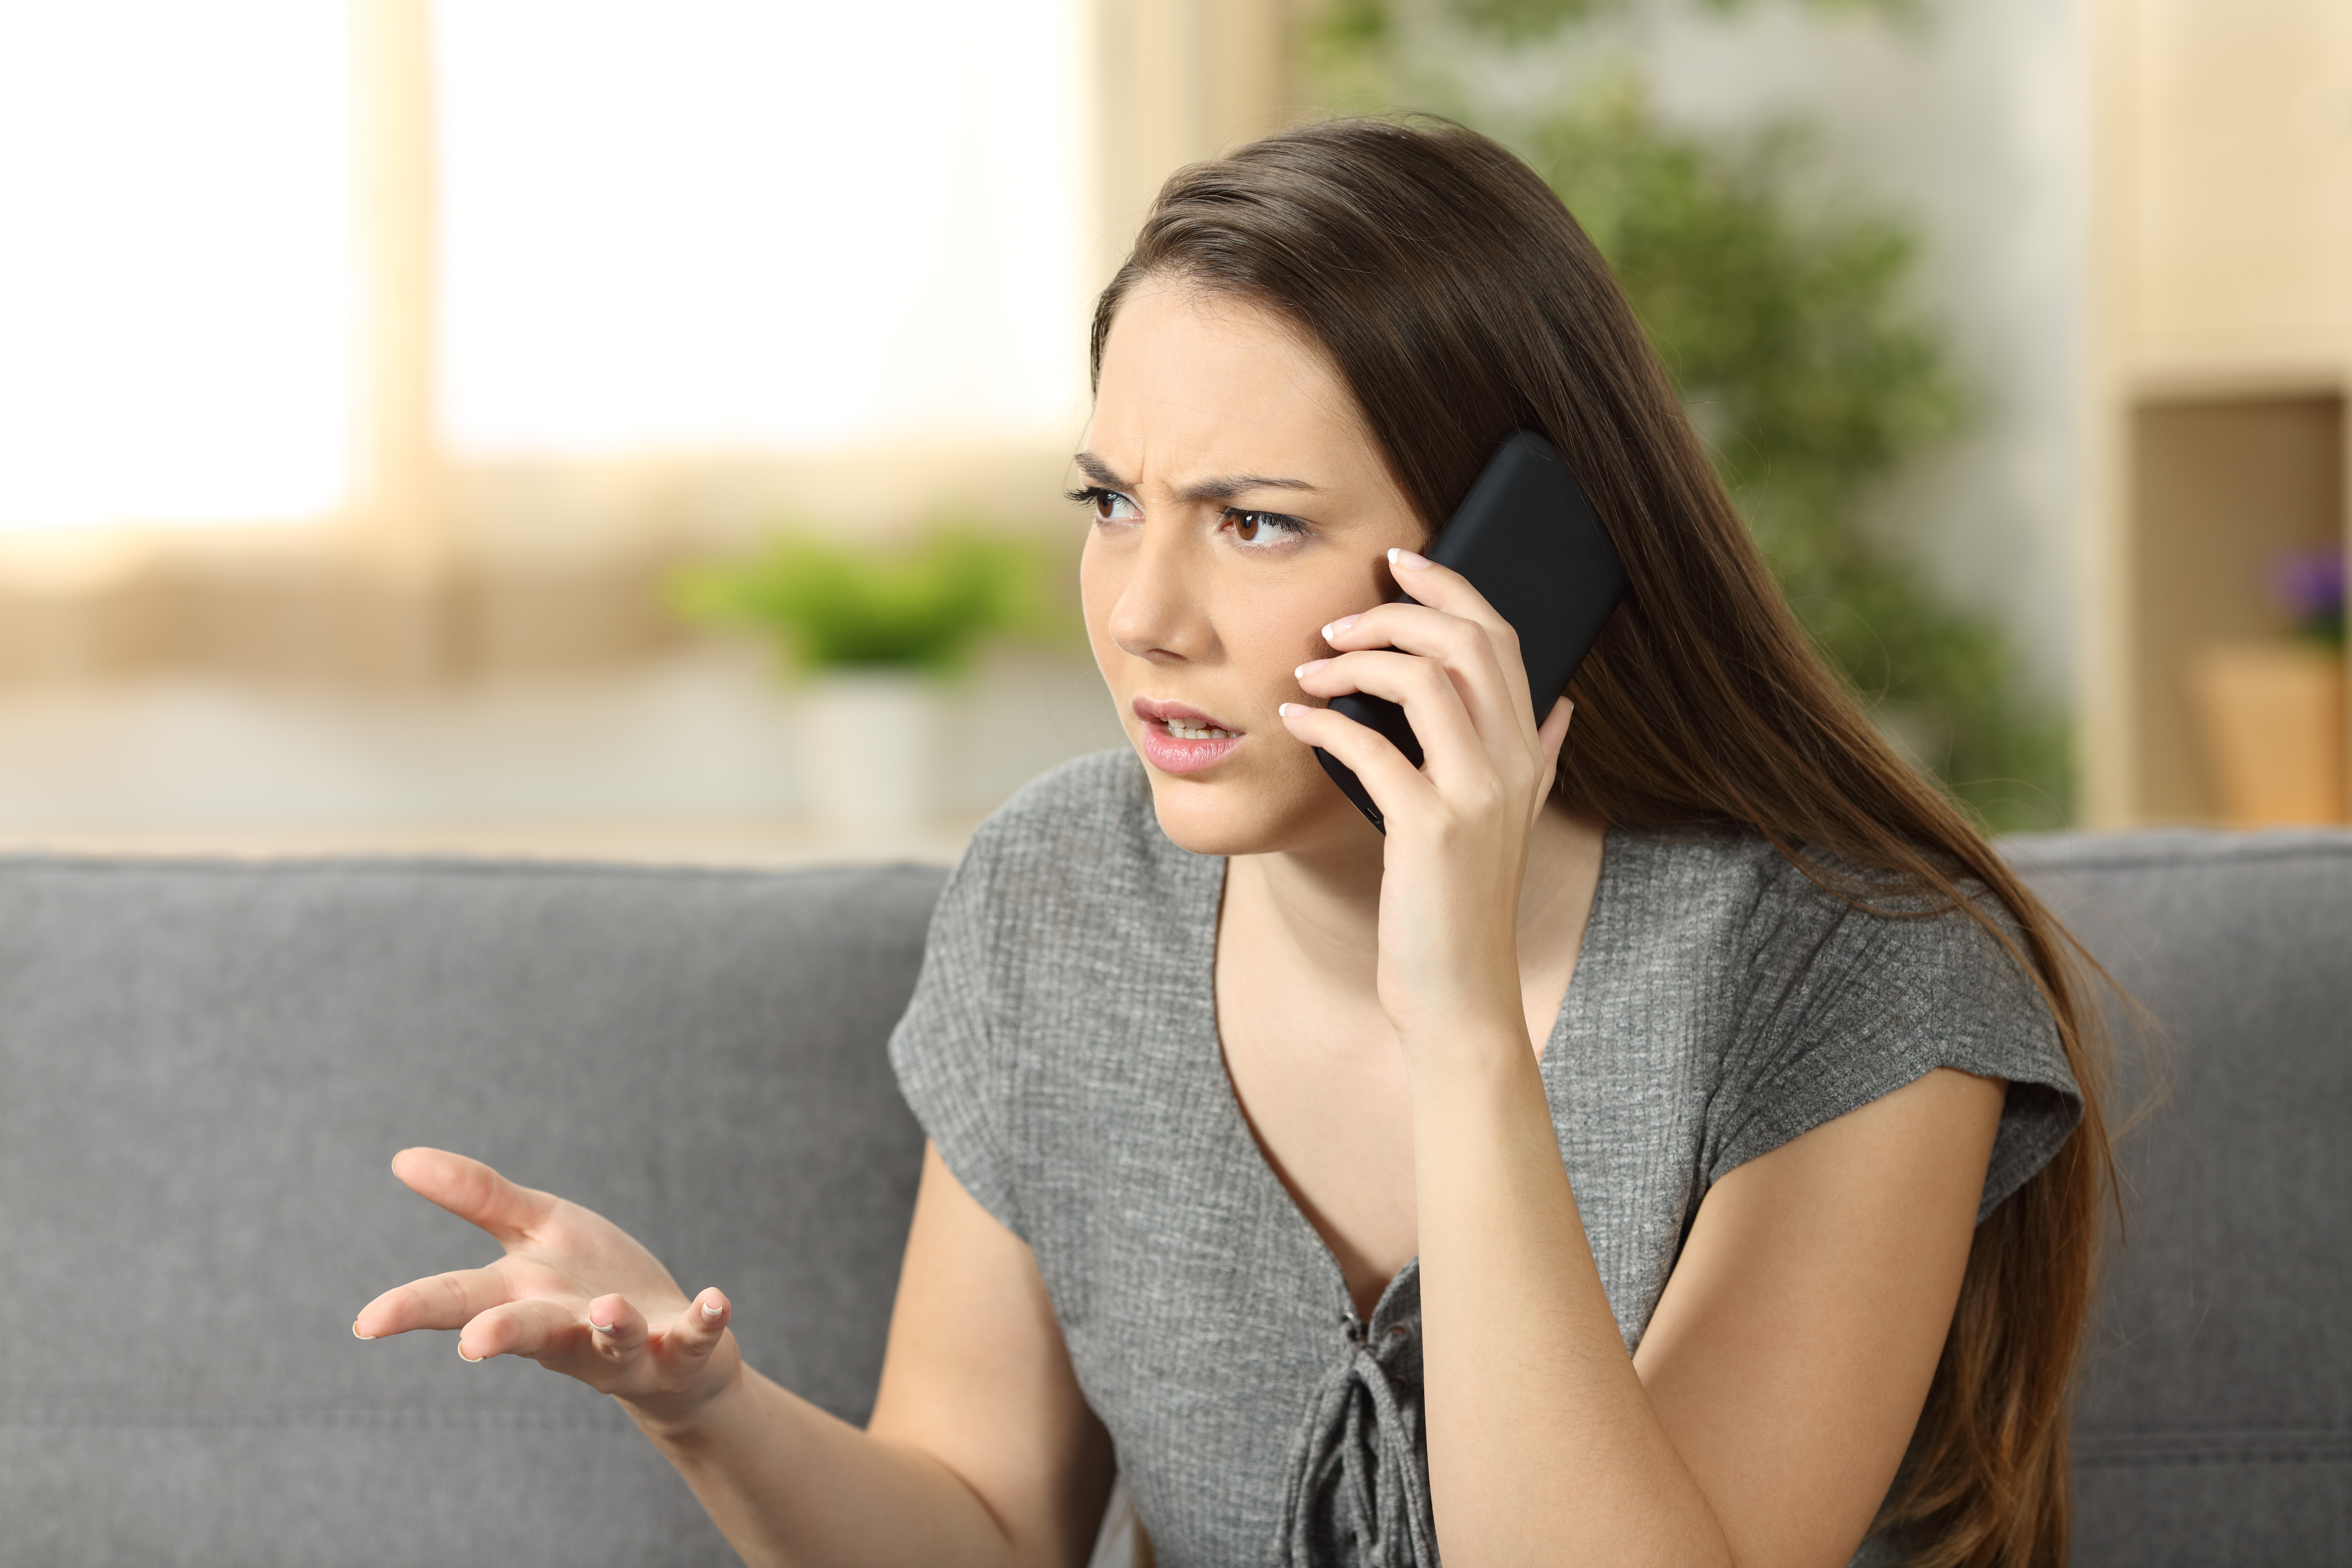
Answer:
[
  {"left": 1230, "top": 813, "right": 1389, "bottom": 997},
  {"left": 1229, "top": 801, "right": 1606, "bottom": 1007}
]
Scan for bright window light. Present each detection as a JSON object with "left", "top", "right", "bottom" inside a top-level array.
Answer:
[
  {"left": 0, "top": 2, "right": 353, "bottom": 531},
  {"left": 435, "top": 0, "right": 1091, "bottom": 457}
]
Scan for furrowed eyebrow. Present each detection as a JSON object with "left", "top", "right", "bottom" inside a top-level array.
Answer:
[
  {"left": 1072, "top": 451, "right": 1320, "bottom": 503},
  {"left": 1072, "top": 452, "right": 1134, "bottom": 490}
]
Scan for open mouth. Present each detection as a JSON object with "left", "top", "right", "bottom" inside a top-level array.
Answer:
[
  {"left": 1133, "top": 697, "right": 1246, "bottom": 773},
  {"left": 1134, "top": 697, "right": 1244, "bottom": 739}
]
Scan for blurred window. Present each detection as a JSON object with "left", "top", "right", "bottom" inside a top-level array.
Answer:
[
  {"left": 435, "top": 0, "right": 1089, "bottom": 456},
  {"left": 0, "top": 0, "right": 1089, "bottom": 538},
  {"left": 0, "top": 2, "right": 354, "bottom": 531}
]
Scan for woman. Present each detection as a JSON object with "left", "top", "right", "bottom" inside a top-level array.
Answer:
[{"left": 355, "top": 119, "right": 2109, "bottom": 1568}]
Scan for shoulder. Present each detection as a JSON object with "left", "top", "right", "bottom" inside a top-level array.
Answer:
[
  {"left": 1608, "top": 828, "right": 2079, "bottom": 1212},
  {"left": 889, "top": 748, "right": 1207, "bottom": 1236},
  {"left": 965, "top": 747, "right": 1158, "bottom": 869},
  {"left": 920, "top": 748, "right": 1218, "bottom": 989},
  {"left": 949, "top": 747, "right": 1204, "bottom": 914},
  {"left": 1608, "top": 826, "right": 2049, "bottom": 1024}
]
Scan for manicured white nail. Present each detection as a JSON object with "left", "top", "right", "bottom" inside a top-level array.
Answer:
[
  {"left": 591, "top": 1319, "right": 616, "bottom": 1334},
  {"left": 352, "top": 1321, "right": 375, "bottom": 1341},
  {"left": 1295, "top": 659, "right": 1329, "bottom": 679},
  {"left": 1322, "top": 614, "right": 1357, "bottom": 640},
  {"left": 701, "top": 1300, "right": 724, "bottom": 1321},
  {"left": 1389, "top": 547, "right": 1431, "bottom": 570},
  {"left": 458, "top": 1344, "right": 483, "bottom": 1363},
  {"left": 1278, "top": 703, "right": 1300, "bottom": 718}
]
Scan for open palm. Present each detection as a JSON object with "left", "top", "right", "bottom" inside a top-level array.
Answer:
[{"left": 353, "top": 1147, "right": 739, "bottom": 1423}]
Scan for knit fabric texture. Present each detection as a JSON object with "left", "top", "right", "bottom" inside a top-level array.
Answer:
[{"left": 890, "top": 750, "right": 2081, "bottom": 1568}]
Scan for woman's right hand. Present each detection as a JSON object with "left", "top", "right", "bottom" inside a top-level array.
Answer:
[{"left": 353, "top": 1147, "right": 740, "bottom": 1429}]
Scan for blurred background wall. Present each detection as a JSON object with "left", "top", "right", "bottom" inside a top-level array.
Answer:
[{"left": 0, "top": 0, "right": 2343, "bottom": 862}]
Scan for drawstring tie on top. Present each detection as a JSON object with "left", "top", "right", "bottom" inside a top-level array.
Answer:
[{"left": 1277, "top": 1311, "right": 1439, "bottom": 1568}]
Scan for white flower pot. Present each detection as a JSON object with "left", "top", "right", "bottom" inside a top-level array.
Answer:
[{"left": 799, "top": 669, "right": 937, "bottom": 827}]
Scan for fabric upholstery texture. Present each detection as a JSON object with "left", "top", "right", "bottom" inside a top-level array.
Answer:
[
  {"left": 0, "top": 828, "right": 2343, "bottom": 1566},
  {"left": 0, "top": 856, "right": 942, "bottom": 1566},
  {"left": 2007, "top": 829, "right": 2352, "bottom": 1568}
]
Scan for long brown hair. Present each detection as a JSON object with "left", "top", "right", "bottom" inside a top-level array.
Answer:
[{"left": 1094, "top": 117, "right": 2113, "bottom": 1566}]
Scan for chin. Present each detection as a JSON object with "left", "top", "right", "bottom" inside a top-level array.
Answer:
[{"left": 1136, "top": 742, "right": 1369, "bottom": 858}]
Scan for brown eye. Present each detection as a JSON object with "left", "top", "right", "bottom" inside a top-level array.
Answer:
[
  {"left": 1226, "top": 509, "right": 1302, "bottom": 548},
  {"left": 1077, "top": 486, "right": 1138, "bottom": 524}
]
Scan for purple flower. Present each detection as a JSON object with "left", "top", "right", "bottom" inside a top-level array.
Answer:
[{"left": 2268, "top": 544, "right": 2345, "bottom": 647}]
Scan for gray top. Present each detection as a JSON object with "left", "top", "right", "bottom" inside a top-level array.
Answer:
[{"left": 889, "top": 751, "right": 2081, "bottom": 1568}]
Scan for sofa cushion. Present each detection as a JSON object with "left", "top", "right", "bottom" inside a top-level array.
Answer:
[
  {"left": 5, "top": 830, "right": 2345, "bottom": 1566},
  {"left": 0, "top": 855, "right": 944, "bottom": 1568},
  {"left": 2007, "top": 829, "right": 2352, "bottom": 1568}
]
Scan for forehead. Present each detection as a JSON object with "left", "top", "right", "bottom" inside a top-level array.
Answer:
[{"left": 1087, "top": 282, "right": 1375, "bottom": 479}]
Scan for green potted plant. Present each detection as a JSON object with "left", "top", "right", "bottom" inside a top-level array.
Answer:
[{"left": 672, "top": 525, "right": 1054, "bottom": 826}]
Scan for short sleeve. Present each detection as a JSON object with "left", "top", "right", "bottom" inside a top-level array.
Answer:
[
  {"left": 1704, "top": 882, "right": 2083, "bottom": 1223},
  {"left": 887, "top": 833, "right": 1028, "bottom": 1240}
]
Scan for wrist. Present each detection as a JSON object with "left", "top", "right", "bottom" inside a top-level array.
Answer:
[
  {"left": 1398, "top": 1013, "right": 1541, "bottom": 1096},
  {"left": 621, "top": 1351, "right": 753, "bottom": 1448}
]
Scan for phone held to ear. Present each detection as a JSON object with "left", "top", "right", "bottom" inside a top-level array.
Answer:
[{"left": 1314, "top": 430, "right": 1629, "bottom": 834}]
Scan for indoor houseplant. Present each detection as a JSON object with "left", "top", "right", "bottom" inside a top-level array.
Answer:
[{"left": 673, "top": 526, "right": 1051, "bottom": 826}]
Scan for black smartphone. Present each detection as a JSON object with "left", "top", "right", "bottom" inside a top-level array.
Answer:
[{"left": 1314, "top": 430, "right": 1628, "bottom": 833}]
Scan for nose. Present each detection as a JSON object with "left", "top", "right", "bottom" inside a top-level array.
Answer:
[{"left": 1106, "top": 513, "right": 1217, "bottom": 665}]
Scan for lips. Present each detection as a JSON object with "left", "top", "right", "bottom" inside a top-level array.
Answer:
[{"left": 1132, "top": 696, "right": 1246, "bottom": 775}]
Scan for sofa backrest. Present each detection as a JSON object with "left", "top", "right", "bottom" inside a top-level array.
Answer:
[
  {"left": 0, "top": 855, "right": 946, "bottom": 1567},
  {"left": 2007, "top": 829, "right": 2351, "bottom": 1568},
  {"left": 3, "top": 831, "right": 2345, "bottom": 1567}
]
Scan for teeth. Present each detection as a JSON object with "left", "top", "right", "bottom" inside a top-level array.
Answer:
[{"left": 1166, "top": 719, "right": 1237, "bottom": 740}]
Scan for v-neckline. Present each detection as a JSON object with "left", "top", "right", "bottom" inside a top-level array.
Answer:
[{"left": 1199, "top": 828, "right": 1624, "bottom": 1327}]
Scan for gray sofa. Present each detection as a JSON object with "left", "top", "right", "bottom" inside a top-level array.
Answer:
[{"left": 2, "top": 830, "right": 2345, "bottom": 1566}]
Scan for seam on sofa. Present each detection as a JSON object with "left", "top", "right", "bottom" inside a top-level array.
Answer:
[
  {"left": 0, "top": 854, "right": 958, "bottom": 886},
  {"left": 1998, "top": 836, "right": 2352, "bottom": 875},
  {"left": 2073, "top": 1427, "right": 2352, "bottom": 1467},
  {"left": 0, "top": 1404, "right": 633, "bottom": 1432}
]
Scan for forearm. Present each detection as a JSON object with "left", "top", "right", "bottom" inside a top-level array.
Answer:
[
  {"left": 627, "top": 1365, "right": 1020, "bottom": 1568},
  {"left": 1410, "top": 1029, "right": 1732, "bottom": 1568}
]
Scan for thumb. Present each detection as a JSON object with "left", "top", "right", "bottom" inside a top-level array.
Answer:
[
  {"left": 659, "top": 1287, "right": 734, "bottom": 1365},
  {"left": 1536, "top": 697, "right": 1575, "bottom": 795}
]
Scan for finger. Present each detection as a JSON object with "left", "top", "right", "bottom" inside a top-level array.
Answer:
[
  {"left": 1296, "top": 650, "right": 1487, "bottom": 783},
  {"left": 1279, "top": 702, "right": 1432, "bottom": 824},
  {"left": 657, "top": 1287, "right": 733, "bottom": 1365},
  {"left": 355, "top": 1264, "right": 519, "bottom": 1339},
  {"left": 587, "top": 1292, "right": 650, "bottom": 1361},
  {"left": 391, "top": 1147, "right": 559, "bottom": 1245},
  {"left": 459, "top": 1296, "right": 584, "bottom": 1363},
  {"left": 1383, "top": 546, "right": 1510, "bottom": 634},
  {"left": 1379, "top": 546, "right": 1527, "bottom": 690},
  {"left": 1322, "top": 595, "right": 1535, "bottom": 747}
]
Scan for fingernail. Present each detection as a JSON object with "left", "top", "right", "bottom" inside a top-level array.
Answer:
[
  {"left": 352, "top": 1321, "right": 375, "bottom": 1341},
  {"left": 1278, "top": 702, "right": 1301, "bottom": 718},
  {"left": 701, "top": 1300, "right": 723, "bottom": 1321},
  {"left": 1294, "top": 658, "right": 1329, "bottom": 679},
  {"left": 1322, "top": 615, "right": 1357, "bottom": 640},
  {"left": 591, "top": 1319, "right": 616, "bottom": 1334},
  {"left": 1389, "top": 547, "right": 1431, "bottom": 570},
  {"left": 458, "top": 1344, "right": 483, "bottom": 1363}
]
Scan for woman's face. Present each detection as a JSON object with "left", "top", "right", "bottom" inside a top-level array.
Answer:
[{"left": 1079, "top": 281, "right": 1428, "bottom": 858}]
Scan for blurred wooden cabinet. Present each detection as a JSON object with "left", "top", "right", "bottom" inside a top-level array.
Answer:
[{"left": 2089, "top": 0, "right": 2352, "bottom": 826}]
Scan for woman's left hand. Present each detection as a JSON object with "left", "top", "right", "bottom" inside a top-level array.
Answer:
[{"left": 1278, "top": 546, "right": 1575, "bottom": 1065}]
